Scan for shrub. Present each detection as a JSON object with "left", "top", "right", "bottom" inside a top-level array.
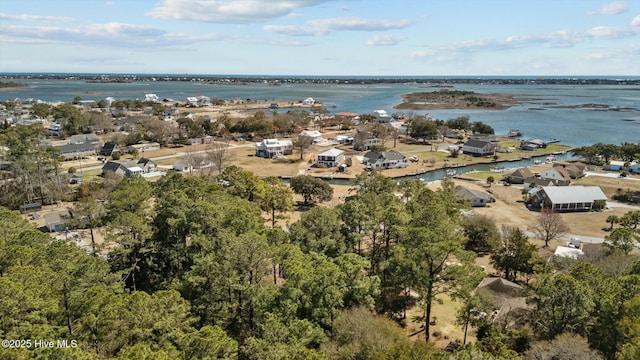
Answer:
[{"left": 111, "top": 152, "right": 121, "bottom": 160}]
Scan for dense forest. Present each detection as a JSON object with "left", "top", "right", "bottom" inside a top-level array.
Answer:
[{"left": 1, "top": 167, "right": 640, "bottom": 359}]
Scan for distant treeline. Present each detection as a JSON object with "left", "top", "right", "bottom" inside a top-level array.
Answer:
[
  {"left": 1, "top": 74, "right": 639, "bottom": 86},
  {"left": 0, "top": 81, "right": 28, "bottom": 88}
]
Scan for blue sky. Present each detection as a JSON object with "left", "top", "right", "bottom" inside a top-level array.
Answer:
[{"left": 0, "top": 0, "right": 639, "bottom": 75}]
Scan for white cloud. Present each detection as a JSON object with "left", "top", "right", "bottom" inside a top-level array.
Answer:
[
  {"left": 146, "top": 0, "right": 333, "bottom": 23},
  {"left": 632, "top": 14, "right": 640, "bottom": 27},
  {"left": 0, "top": 12, "right": 76, "bottom": 22},
  {"left": 307, "top": 17, "right": 412, "bottom": 31},
  {"left": 264, "top": 17, "right": 412, "bottom": 36},
  {"left": 597, "top": 1, "right": 628, "bottom": 15},
  {"left": 585, "top": 53, "right": 611, "bottom": 60},
  {"left": 366, "top": 34, "right": 405, "bottom": 46},
  {"left": 262, "top": 25, "right": 325, "bottom": 36},
  {"left": 585, "top": 25, "right": 634, "bottom": 39}
]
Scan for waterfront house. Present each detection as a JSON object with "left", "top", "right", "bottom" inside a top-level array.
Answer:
[
  {"left": 255, "top": 139, "right": 293, "bottom": 158},
  {"left": 363, "top": 150, "right": 408, "bottom": 170},
  {"left": 462, "top": 139, "right": 495, "bottom": 157},
  {"left": 317, "top": 148, "right": 344, "bottom": 167},
  {"left": 373, "top": 109, "right": 392, "bottom": 123},
  {"left": 505, "top": 167, "right": 534, "bottom": 184},
  {"left": 69, "top": 133, "right": 100, "bottom": 145},
  {"left": 519, "top": 139, "right": 545, "bottom": 151},
  {"left": 553, "top": 162, "right": 587, "bottom": 179},
  {"left": 302, "top": 97, "right": 315, "bottom": 105},
  {"left": 530, "top": 186, "right": 607, "bottom": 212},
  {"left": 456, "top": 187, "right": 495, "bottom": 207},
  {"left": 56, "top": 142, "right": 96, "bottom": 159},
  {"left": 100, "top": 142, "right": 120, "bottom": 156},
  {"left": 353, "top": 130, "right": 382, "bottom": 151},
  {"left": 540, "top": 167, "right": 571, "bottom": 186},
  {"left": 145, "top": 94, "right": 160, "bottom": 102}
]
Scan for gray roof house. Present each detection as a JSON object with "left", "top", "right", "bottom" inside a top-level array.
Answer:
[
  {"left": 100, "top": 142, "right": 120, "bottom": 156},
  {"left": 102, "top": 158, "right": 157, "bottom": 177},
  {"left": 44, "top": 210, "right": 70, "bottom": 232},
  {"left": 363, "top": 150, "right": 408, "bottom": 170},
  {"left": 531, "top": 186, "right": 607, "bottom": 212},
  {"left": 56, "top": 142, "right": 96, "bottom": 159},
  {"left": 462, "top": 139, "right": 495, "bottom": 156},
  {"left": 456, "top": 187, "right": 495, "bottom": 207}
]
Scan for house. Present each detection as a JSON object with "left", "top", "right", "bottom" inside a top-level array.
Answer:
[
  {"left": 363, "top": 150, "right": 408, "bottom": 170},
  {"left": 334, "top": 135, "right": 354, "bottom": 145},
  {"left": 102, "top": 158, "right": 157, "bottom": 177},
  {"left": 172, "top": 158, "right": 212, "bottom": 172},
  {"left": 530, "top": 186, "right": 607, "bottom": 212},
  {"left": 462, "top": 139, "right": 496, "bottom": 157},
  {"left": 553, "top": 161, "right": 587, "bottom": 179},
  {"left": 56, "top": 142, "right": 96, "bottom": 159},
  {"left": 373, "top": 109, "right": 392, "bottom": 123},
  {"left": 475, "top": 277, "right": 528, "bottom": 320},
  {"left": 505, "top": 167, "right": 534, "bottom": 184},
  {"left": 44, "top": 210, "right": 70, "bottom": 232},
  {"left": 630, "top": 163, "right": 640, "bottom": 174},
  {"left": 128, "top": 142, "right": 161, "bottom": 153},
  {"left": 255, "top": 138, "right": 293, "bottom": 158},
  {"left": 145, "top": 94, "right": 160, "bottom": 102},
  {"left": 353, "top": 130, "right": 382, "bottom": 151},
  {"left": 456, "top": 187, "right": 495, "bottom": 207},
  {"left": 316, "top": 148, "right": 344, "bottom": 167},
  {"left": 523, "top": 177, "right": 556, "bottom": 190},
  {"left": 519, "top": 139, "right": 545, "bottom": 151},
  {"left": 302, "top": 97, "right": 315, "bottom": 105},
  {"left": 299, "top": 130, "right": 323, "bottom": 143},
  {"left": 603, "top": 160, "right": 626, "bottom": 171},
  {"left": 69, "top": 133, "right": 101, "bottom": 145},
  {"left": 101, "top": 161, "right": 128, "bottom": 177},
  {"left": 100, "top": 142, "right": 120, "bottom": 156},
  {"left": 553, "top": 246, "right": 584, "bottom": 260},
  {"left": 47, "top": 123, "right": 62, "bottom": 136},
  {"left": 540, "top": 167, "right": 571, "bottom": 186}
]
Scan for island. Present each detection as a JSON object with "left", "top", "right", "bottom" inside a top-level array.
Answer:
[
  {"left": 394, "top": 89, "right": 524, "bottom": 110},
  {"left": 0, "top": 81, "right": 29, "bottom": 91}
]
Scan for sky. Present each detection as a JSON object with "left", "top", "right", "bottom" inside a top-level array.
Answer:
[{"left": 0, "top": 0, "right": 639, "bottom": 76}]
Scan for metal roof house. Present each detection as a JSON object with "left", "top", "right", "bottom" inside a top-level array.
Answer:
[
  {"left": 316, "top": 148, "right": 345, "bottom": 167},
  {"left": 531, "top": 186, "right": 607, "bottom": 212},
  {"left": 69, "top": 133, "right": 100, "bottom": 145}
]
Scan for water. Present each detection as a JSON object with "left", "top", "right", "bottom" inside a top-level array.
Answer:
[{"left": 2, "top": 78, "right": 639, "bottom": 147}]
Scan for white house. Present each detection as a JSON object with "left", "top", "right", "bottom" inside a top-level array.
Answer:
[
  {"left": 363, "top": 150, "right": 408, "bottom": 170},
  {"left": 373, "top": 109, "right": 392, "bottom": 123},
  {"left": 145, "top": 94, "right": 160, "bottom": 102},
  {"left": 630, "top": 163, "right": 640, "bottom": 174},
  {"left": 302, "top": 97, "right": 315, "bottom": 105},
  {"left": 603, "top": 160, "right": 626, "bottom": 171},
  {"left": 456, "top": 187, "right": 495, "bottom": 207},
  {"left": 462, "top": 139, "right": 495, "bottom": 156},
  {"left": 255, "top": 139, "right": 293, "bottom": 158},
  {"left": 128, "top": 142, "right": 161, "bottom": 153},
  {"left": 300, "top": 130, "right": 323, "bottom": 143},
  {"left": 317, "top": 148, "right": 344, "bottom": 167}
]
